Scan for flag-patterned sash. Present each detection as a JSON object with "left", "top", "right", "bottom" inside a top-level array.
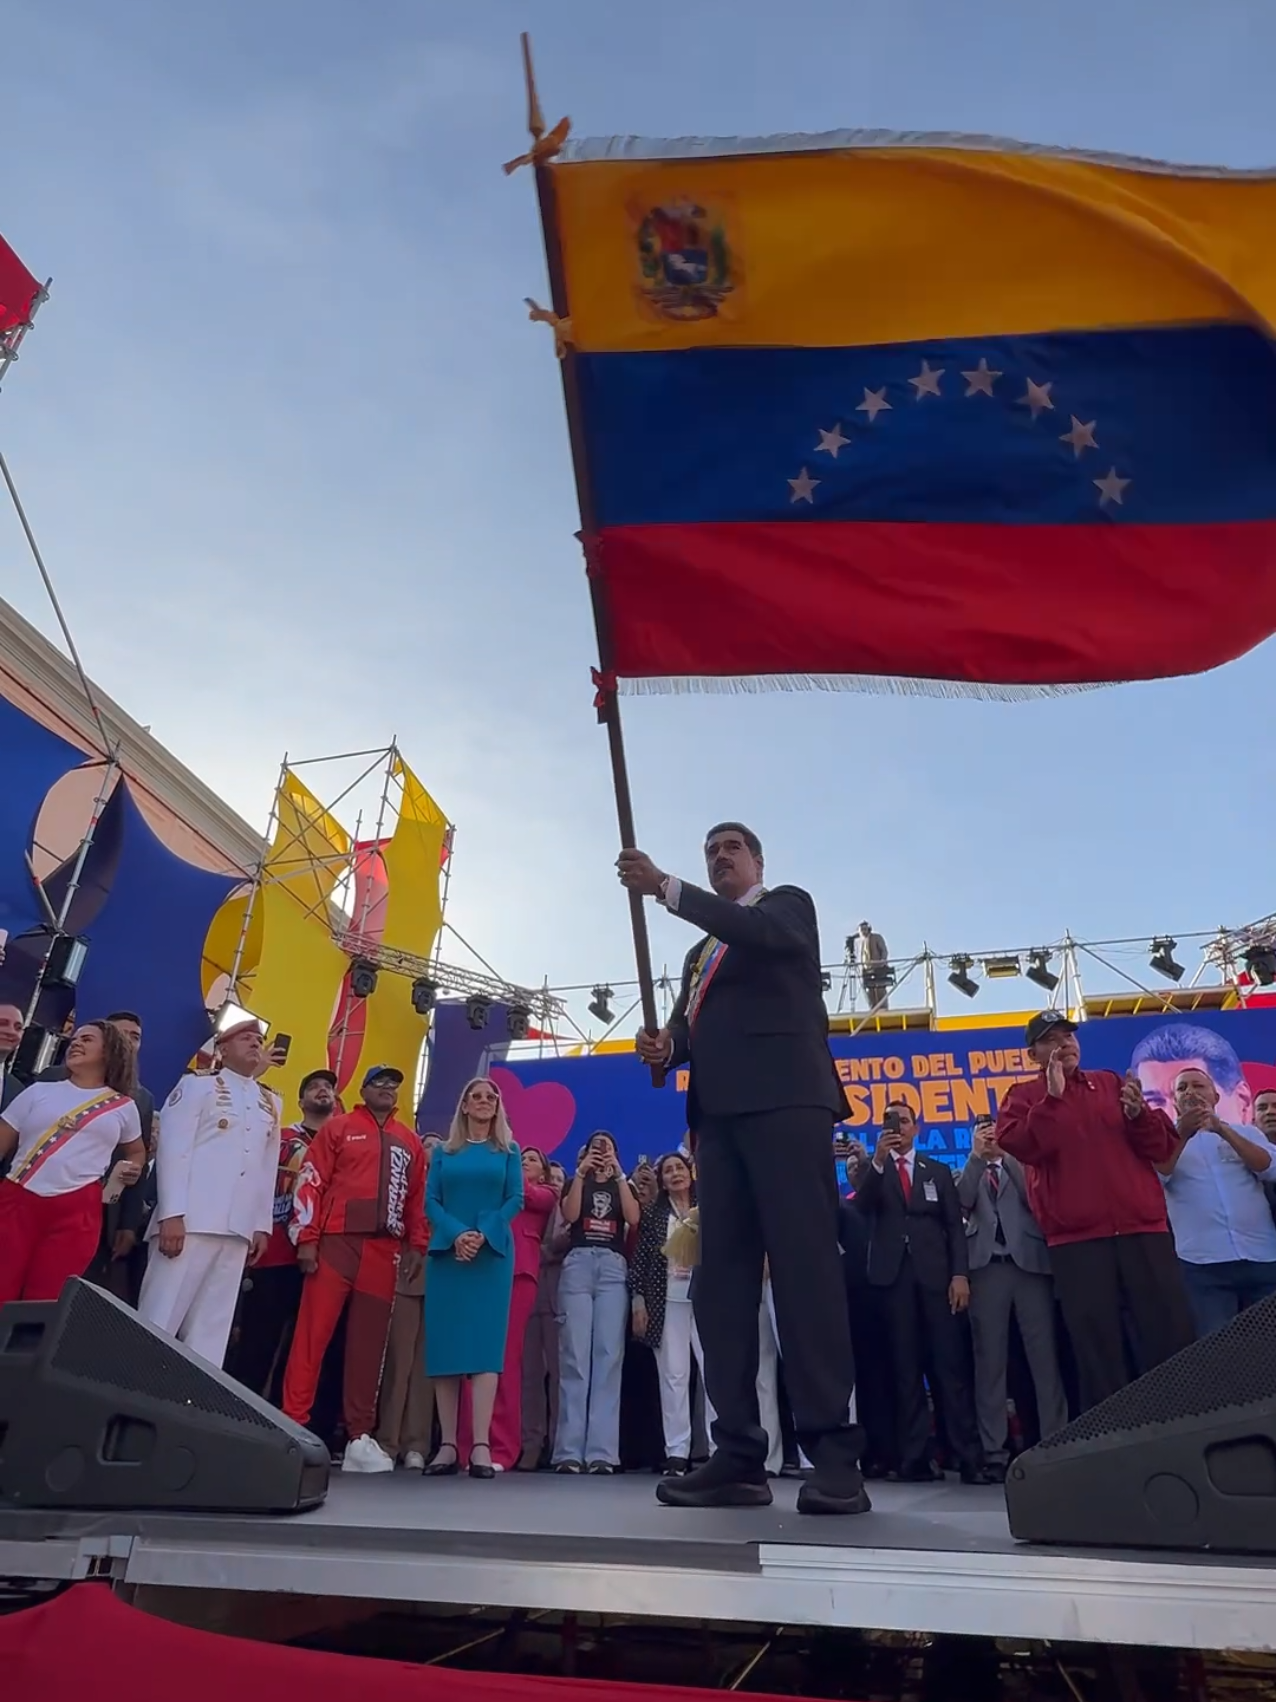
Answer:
[
  {"left": 12, "top": 1089, "right": 128, "bottom": 1187},
  {"left": 685, "top": 887, "right": 766, "bottom": 1029}
]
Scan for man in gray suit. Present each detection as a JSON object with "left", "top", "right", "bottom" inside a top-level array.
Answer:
[{"left": 958, "top": 1114, "right": 1068, "bottom": 1480}]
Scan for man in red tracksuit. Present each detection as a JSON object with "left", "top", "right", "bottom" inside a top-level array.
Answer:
[
  {"left": 996, "top": 1010, "right": 1195, "bottom": 1413},
  {"left": 282, "top": 1063, "right": 426, "bottom": 1472}
]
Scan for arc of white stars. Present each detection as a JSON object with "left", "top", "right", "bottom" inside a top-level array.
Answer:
[
  {"left": 788, "top": 467, "right": 820, "bottom": 504},
  {"left": 815, "top": 422, "right": 849, "bottom": 458},
  {"left": 856, "top": 386, "right": 891, "bottom": 422},
  {"left": 909, "top": 360, "right": 944, "bottom": 399},
  {"left": 1094, "top": 467, "right": 1130, "bottom": 508},
  {"left": 1020, "top": 379, "right": 1054, "bottom": 419},
  {"left": 961, "top": 358, "right": 1001, "bottom": 397},
  {"left": 1060, "top": 416, "right": 1099, "bottom": 457}
]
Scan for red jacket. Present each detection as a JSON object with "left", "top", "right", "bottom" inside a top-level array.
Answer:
[
  {"left": 996, "top": 1068, "right": 1176, "bottom": 1247},
  {"left": 513, "top": 1181, "right": 559, "bottom": 1282},
  {"left": 291, "top": 1106, "right": 426, "bottom": 1250},
  {"left": 258, "top": 1122, "right": 315, "bottom": 1268}
]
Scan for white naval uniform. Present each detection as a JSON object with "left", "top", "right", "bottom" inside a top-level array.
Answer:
[{"left": 137, "top": 1069, "right": 280, "bottom": 1366}]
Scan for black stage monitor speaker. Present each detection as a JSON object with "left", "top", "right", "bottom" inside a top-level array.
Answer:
[
  {"left": 0, "top": 1279, "right": 329, "bottom": 1512},
  {"left": 1006, "top": 1292, "right": 1276, "bottom": 1553}
]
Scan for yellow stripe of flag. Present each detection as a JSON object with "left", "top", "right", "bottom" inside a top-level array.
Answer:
[{"left": 554, "top": 146, "right": 1276, "bottom": 352}]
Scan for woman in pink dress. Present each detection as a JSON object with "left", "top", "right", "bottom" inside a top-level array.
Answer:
[{"left": 460, "top": 1145, "right": 560, "bottom": 1470}]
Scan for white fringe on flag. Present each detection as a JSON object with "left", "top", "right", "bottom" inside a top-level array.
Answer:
[{"left": 617, "top": 674, "right": 1105, "bottom": 703}]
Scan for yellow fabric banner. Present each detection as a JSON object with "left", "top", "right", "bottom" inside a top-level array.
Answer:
[
  {"left": 201, "top": 890, "right": 262, "bottom": 1003},
  {"left": 352, "top": 759, "right": 449, "bottom": 1103},
  {"left": 252, "top": 771, "right": 352, "bottom": 1106},
  {"left": 553, "top": 144, "right": 1276, "bottom": 353}
]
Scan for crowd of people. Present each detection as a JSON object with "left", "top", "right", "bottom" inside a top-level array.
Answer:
[{"left": 2, "top": 937, "right": 1276, "bottom": 1499}]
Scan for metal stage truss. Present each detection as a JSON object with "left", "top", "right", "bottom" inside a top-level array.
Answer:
[
  {"left": 221, "top": 744, "right": 562, "bottom": 1030},
  {"left": 337, "top": 926, "right": 563, "bottom": 1025}
]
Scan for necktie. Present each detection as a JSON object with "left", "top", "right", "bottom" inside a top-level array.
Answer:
[
  {"left": 987, "top": 1163, "right": 1000, "bottom": 1200},
  {"left": 896, "top": 1155, "right": 912, "bottom": 1203}
]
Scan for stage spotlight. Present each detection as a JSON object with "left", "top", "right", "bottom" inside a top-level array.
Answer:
[
  {"left": 507, "top": 1002, "right": 531, "bottom": 1040},
  {"left": 410, "top": 977, "right": 439, "bottom": 1015},
  {"left": 982, "top": 954, "right": 1022, "bottom": 980},
  {"left": 13, "top": 1022, "right": 64, "bottom": 1079},
  {"left": 1245, "top": 946, "right": 1276, "bottom": 987},
  {"left": 948, "top": 954, "right": 979, "bottom": 999},
  {"left": 1026, "top": 950, "right": 1060, "bottom": 993},
  {"left": 214, "top": 1001, "right": 263, "bottom": 1040},
  {"left": 350, "top": 959, "right": 379, "bottom": 999},
  {"left": 465, "top": 995, "right": 492, "bottom": 1030},
  {"left": 588, "top": 984, "right": 615, "bottom": 1025},
  {"left": 1149, "top": 936, "right": 1185, "bottom": 983},
  {"left": 42, "top": 931, "right": 89, "bottom": 990}
]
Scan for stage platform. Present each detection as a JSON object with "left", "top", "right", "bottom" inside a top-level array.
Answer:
[{"left": 2, "top": 1474, "right": 1274, "bottom": 1652}]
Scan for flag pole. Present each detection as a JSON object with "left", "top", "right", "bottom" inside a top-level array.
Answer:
[{"left": 516, "top": 33, "right": 664, "bottom": 1077}]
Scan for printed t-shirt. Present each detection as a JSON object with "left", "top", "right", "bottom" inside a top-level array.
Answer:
[
  {"left": 569, "top": 1177, "right": 626, "bottom": 1254},
  {"left": 3, "top": 1080, "right": 142, "bottom": 1198}
]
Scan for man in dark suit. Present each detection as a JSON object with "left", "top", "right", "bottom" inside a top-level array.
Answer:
[
  {"left": 854, "top": 1102, "right": 989, "bottom": 1484},
  {"left": 620, "top": 822, "right": 867, "bottom": 1516}
]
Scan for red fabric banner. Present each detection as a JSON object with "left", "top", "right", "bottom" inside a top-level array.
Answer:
[
  {"left": 0, "top": 232, "right": 39, "bottom": 335},
  {"left": 0, "top": 1586, "right": 836, "bottom": 1702}
]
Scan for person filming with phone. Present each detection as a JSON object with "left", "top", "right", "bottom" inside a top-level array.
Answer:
[
  {"left": 996, "top": 1012, "right": 1195, "bottom": 1411},
  {"left": 854, "top": 1101, "right": 988, "bottom": 1483},
  {"left": 553, "top": 1131, "right": 639, "bottom": 1473}
]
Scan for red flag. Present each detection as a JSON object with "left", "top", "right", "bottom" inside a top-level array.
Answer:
[{"left": 0, "top": 232, "right": 39, "bottom": 337}]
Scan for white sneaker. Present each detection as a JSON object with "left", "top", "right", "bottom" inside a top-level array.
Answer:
[
  {"left": 342, "top": 1434, "right": 395, "bottom": 1474},
  {"left": 403, "top": 1450, "right": 426, "bottom": 1472}
]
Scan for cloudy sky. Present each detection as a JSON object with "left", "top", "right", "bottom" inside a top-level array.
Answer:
[{"left": 2, "top": 0, "right": 1274, "bottom": 1030}]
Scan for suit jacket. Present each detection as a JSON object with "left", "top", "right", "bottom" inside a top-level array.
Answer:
[
  {"left": 854, "top": 1151, "right": 968, "bottom": 1291},
  {"left": 957, "top": 1151, "right": 1052, "bottom": 1276},
  {"left": 667, "top": 882, "right": 846, "bottom": 1125}
]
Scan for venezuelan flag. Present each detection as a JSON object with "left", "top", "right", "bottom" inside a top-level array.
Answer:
[{"left": 552, "top": 132, "right": 1276, "bottom": 692}]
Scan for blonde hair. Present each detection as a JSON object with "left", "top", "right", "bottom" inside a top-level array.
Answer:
[{"left": 444, "top": 1075, "right": 515, "bottom": 1155}]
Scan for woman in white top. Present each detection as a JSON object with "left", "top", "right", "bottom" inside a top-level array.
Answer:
[
  {"left": 628, "top": 1151, "right": 702, "bottom": 1474},
  {"left": 0, "top": 1020, "right": 143, "bottom": 1305}
]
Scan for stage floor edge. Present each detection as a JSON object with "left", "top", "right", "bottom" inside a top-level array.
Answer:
[{"left": 2, "top": 1476, "right": 1275, "bottom": 1652}]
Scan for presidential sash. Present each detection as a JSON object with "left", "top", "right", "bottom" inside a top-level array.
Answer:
[
  {"left": 684, "top": 886, "right": 766, "bottom": 1029},
  {"left": 12, "top": 1089, "right": 129, "bottom": 1187}
]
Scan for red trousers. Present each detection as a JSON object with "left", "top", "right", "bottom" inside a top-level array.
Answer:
[
  {"left": 0, "top": 1179, "right": 101, "bottom": 1306},
  {"left": 458, "top": 1270, "right": 539, "bottom": 1469},
  {"left": 282, "top": 1234, "right": 398, "bottom": 1440}
]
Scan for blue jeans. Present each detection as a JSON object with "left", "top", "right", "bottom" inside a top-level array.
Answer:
[
  {"left": 1179, "top": 1258, "right": 1276, "bottom": 1337},
  {"left": 553, "top": 1247, "right": 628, "bottom": 1466}
]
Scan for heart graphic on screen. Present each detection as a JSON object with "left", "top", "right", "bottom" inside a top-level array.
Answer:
[{"left": 490, "top": 1066, "right": 575, "bottom": 1158}]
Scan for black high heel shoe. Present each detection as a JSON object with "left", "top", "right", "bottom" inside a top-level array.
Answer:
[
  {"left": 469, "top": 1442, "right": 496, "bottom": 1481},
  {"left": 424, "top": 1444, "right": 459, "bottom": 1477}
]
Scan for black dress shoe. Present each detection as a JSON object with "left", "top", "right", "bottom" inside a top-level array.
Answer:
[
  {"left": 798, "top": 1478, "right": 873, "bottom": 1516},
  {"left": 662, "top": 1455, "right": 690, "bottom": 1476},
  {"left": 982, "top": 1460, "right": 1008, "bottom": 1484},
  {"left": 656, "top": 1453, "right": 772, "bottom": 1508},
  {"left": 960, "top": 1464, "right": 998, "bottom": 1486},
  {"left": 469, "top": 1444, "right": 496, "bottom": 1480},
  {"left": 424, "top": 1445, "right": 459, "bottom": 1477},
  {"left": 862, "top": 1459, "right": 892, "bottom": 1481},
  {"left": 896, "top": 1461, "right": 940, "bottom": 1484}
]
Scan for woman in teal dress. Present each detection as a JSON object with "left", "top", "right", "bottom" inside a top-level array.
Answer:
[{"left": 424, "top": 1076, "right": 524, "bottom": 1479}]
